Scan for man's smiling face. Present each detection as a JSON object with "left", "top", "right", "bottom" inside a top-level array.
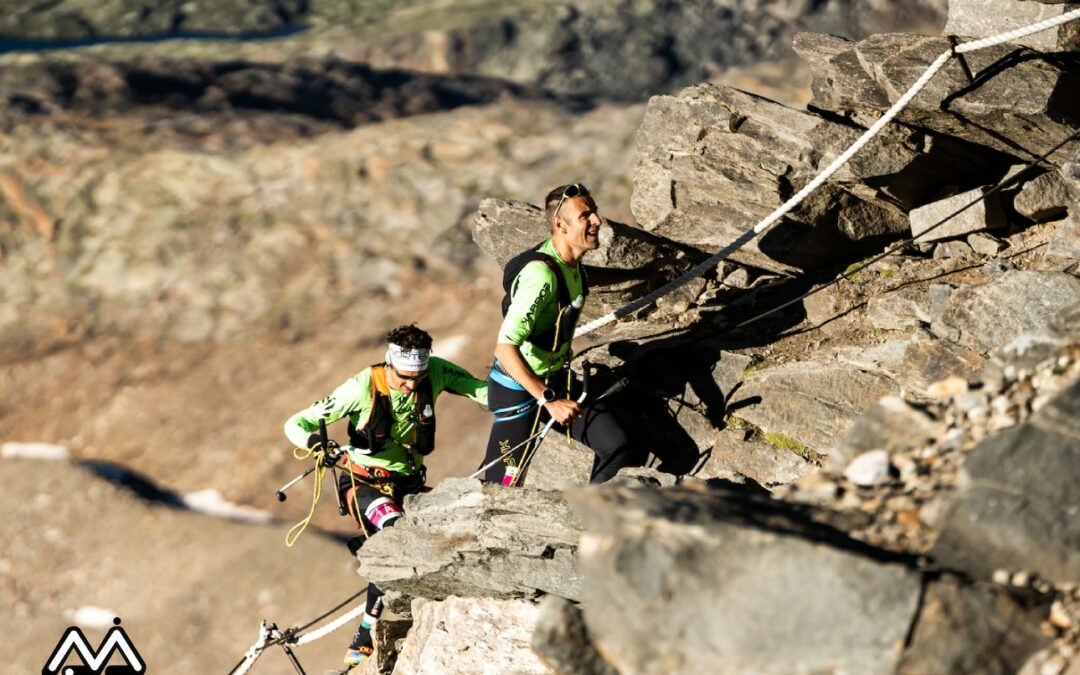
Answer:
[{"left": 557, "top": 195, "right": 602, "bottom": 252}]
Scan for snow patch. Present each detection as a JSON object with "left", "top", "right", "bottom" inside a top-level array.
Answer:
[
  {"left": 64, "top": 606, "right": 118, "bottom": 629},
  {"left": 1, "top": 442, "right": 69, "bottom": 461},
  {"left": 182, "top": 489, "right": 274, "bottom": 524},
  {"left": 434, "top": 334, "right": 469, "bottom": 360}
]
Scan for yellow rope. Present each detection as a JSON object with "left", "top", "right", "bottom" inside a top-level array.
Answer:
[
  {"left": 285, "top": 445, "right": 328, "bottom": 547},
  {"left": 285, "top": 444, "right": 372, "bottom": 546}
]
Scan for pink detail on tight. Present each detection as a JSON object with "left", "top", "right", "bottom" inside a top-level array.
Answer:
[
  {"left": 501, "top": 466, "right": 519, "bottom": 486},
  {"left": 365, "top": 497, "right": 403, "bottom": 529}
]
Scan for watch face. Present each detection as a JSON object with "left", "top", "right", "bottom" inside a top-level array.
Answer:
[{"left": 543, "top": 389, "right": 556, "bottom": 402}]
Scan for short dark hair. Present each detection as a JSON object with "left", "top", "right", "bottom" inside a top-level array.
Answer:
[
  {"left": 385, "top": 324, "right": 432, "bottom": 350},
  {"left": 544, "top": 183, "right": 592, "bottom": 228}
]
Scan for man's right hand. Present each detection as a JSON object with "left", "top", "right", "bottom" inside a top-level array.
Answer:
[{"left": 544, "top": 399, "right": 582, "bottom": 425}]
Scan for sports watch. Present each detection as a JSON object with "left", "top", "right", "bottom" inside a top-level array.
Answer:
[{"left": 538, "top": 388, "right": 556, "bottom": 405}]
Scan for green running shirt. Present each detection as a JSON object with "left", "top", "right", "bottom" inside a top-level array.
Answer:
[
  {"left": 283, "top": 357, "right": 488, "bottom": 475},
  {"left": 497, "top": 238, "right": 585, "bottom": 377}
]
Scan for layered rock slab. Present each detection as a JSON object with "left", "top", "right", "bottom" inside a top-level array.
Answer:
[
  {"left": 736, "top": 359, "right": 898, "bottom": 454},
  {"left": 569, "top": 484, "right": 922, "bottom": 675},
  {"left": 631, "top": 83, "right": 927, "bottom": 273},
  {"left": 357, "top": 478, "right": 581, "bottom": 612},
  {"left": 795, "top": 32, "right": 1080, "bottom": 165}
]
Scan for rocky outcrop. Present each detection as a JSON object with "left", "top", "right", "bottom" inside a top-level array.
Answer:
[
  {"left": 357, "top": 479, "right": 581, "bottom": 612},
  {"left": 391, "top": 597, "right": 547, "bottom": 675},
  {"left": 934, "top": 270, "right": 1080, "bottom": 354},
  {"left": 944, "top": 0, "right": 1080, "bottom": 52},
  {"left": 569, "top": 484, "right": 923, "bottom": 674},
  {"left": 795, "top": 31, "right": 1080, "bottom": 165}
]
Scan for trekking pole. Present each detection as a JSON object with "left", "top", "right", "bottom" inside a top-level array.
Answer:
[
  {"left": 470, "top": 362, "right": 594, "bottom": 481},
  {"left": 275, "top": 419, "right": 341, "bottom": 502},
  {"left": 513, "top": 364, "right": 592, "bottom": 484}
]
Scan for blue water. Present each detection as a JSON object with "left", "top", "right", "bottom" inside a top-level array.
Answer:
[{"left": 0, "top": 26, "right": 309, "bottom": 54}]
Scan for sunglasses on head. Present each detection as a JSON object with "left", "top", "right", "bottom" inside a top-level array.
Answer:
[{"left": 554, "top": 182, "right": 590, "bottom": 220}]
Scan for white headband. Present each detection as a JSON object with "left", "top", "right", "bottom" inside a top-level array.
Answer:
[{"left": 386, "top": 344, "right": 430, "bottom": 372}]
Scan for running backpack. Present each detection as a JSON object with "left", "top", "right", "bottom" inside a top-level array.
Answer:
[{"left": 501, "top": 243, "right": 588, "bottom": 351}]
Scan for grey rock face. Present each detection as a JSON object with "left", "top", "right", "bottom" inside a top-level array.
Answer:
[
  {"left": 737, "top": 360, "right": 898, "bottom": 454},
  {"left": 932, "top": 379, "right": 1080, "bottom": 584},
  {"left": 897, "top": 575, "right": 1051, "bottom": 675},
  {"left": 391, "top": 596, "right": 546, "bottom": 675},
  {"left": 631, "top": 83, "right": 921, "bottom": 273},
  {"left": 910, "top": 187, "right": 1006, "bottom": 242},
  {"left": 524, "top": 434, "right": 594, "bottom": 490},
  {"left": 936, "top": 270, "right": 1080, "bottom": 354},
  {"left": 701, "top": 428, "right": 811, "bottom": 486},
  {"left": 531, "top": 595, "right": 618, "bottom": 675},
  {"left": 797, "top": 32, "right": 1080, "bottom": 165},
  {"left": 1015, "top": 171, "right": 1073, "bottom": 223},
  {"left": 357, "top": 478, "right": 582, "bottom": 611},
  {"left": 570, "top": 485, "right": 922, "bottom": 675},
  {"left": 945, "top": 0, "right": 1080, "bottom": 51},
  {"left": 867, "top": 287, "right": 937, "bottom": 330},
  {"left": 1042, "top": 214, "right": 1080, "bottom": 270},
  {"left": 833, "top": 395, "right": 947, "bottom": 467}
]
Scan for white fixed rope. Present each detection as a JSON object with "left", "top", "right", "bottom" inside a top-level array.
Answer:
[{"left": 574, "top": 7, "right": 1080, "bottom": 338}]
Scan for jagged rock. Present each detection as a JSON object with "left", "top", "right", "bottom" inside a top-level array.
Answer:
[
  {"left": 833, "top": 395, "right": 947, "bottom": 467},
  {"left": 699, "top": 428, "right": 811, "bottom": 485},
  {"left": 357, "top": 479, "right": 581, "bottom": 611},
  {"left": 1015, "top": 172, "right": 1073, "bottom": 223},
  {"left": 631, "top": 83, "right": 924, "bottom": 273},
  {"left": 944, "top": 0, "right": 1080, "bottom": 52},
  {"left": 524, "top": 434, "right": 594, "bottom": 490},
  {"left": 967, "top": 232, "right": 1004, "bottom": 257},
  {"left": 910, "top": 186, "right": 1006, "bottom": 242},
  {"left": 933, "top": 240, "right": 976, "bottom": 259},
  {"left": 833, "top": 333, "right": 986, "bottom": 399},
  {"left": 897, "top": 575, "right": 1051, "bottom": 675},
  {"left": 867, "top": 288, "right": 936, "bottom": 330},
  {"left": 368, "top": 618, "right": 412, "bottom": 675},
  {"left": 797, "top": 32, "right": 1080, "bottom": 165},
  {"left": 980, "top": 311, "right": 1080, "bottom": 396},
  {"left": 1042, "top": 213, "right": 1080, "bottom": 271},
  {"left": 935, "top": 270, "right": 1080, "bottom": 354},
  {"left": 531, "top": 595, "right": 618, "bottom": 675},
  {"left": 391, "top": 596, "right": 545, "bottom": 675},
  {"left": 570, "top": 484, "right": 922, "bottom": 675},
  {"left": 932, "top": 379, "right": 1080, "bottom": 584},
  {"left": 611, "top": 466, "right": 679, "bottom": 488},
  {"left": 737, "top": 360, "right": 898, "bottom": 454}
]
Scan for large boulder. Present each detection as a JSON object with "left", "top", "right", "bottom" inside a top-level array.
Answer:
[
  {"left": 391, "top": 597, "right": 546, "bottom": 675},
  {"left": 1014, "top": 171, "right": 1073, "bottom": 223},
  {"left": 944, "top": 0, "right": 1080, "bottom": 52},
  {"left": 932, "top": 379, "right": 1080, "bottom": 584},
  {"left": 357, "top": 478, "right": 582, "bottom": 611},
  {"left": 570, "top": 484, "right": 922, "bottom": 675},
  {"left": 795, "top": 32, "right": 1080, "bottom": 165},
  {"left": 531, "top": 595, "right": 618, "bottom": 675}
]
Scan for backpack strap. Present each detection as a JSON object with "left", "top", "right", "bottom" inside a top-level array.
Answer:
[{"left": 501, "top": 242, "right": 588, "bottom": 352}]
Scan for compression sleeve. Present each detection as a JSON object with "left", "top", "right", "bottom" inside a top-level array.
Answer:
[
  {"left": 283, "top": 369, "right": 373, "bottom": 448},
  {"left": 431, "top": 357, "right": 489, "bottom": 408},
  {"left": 496, "top": 261, "right": 557, "bottom": 346}
]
